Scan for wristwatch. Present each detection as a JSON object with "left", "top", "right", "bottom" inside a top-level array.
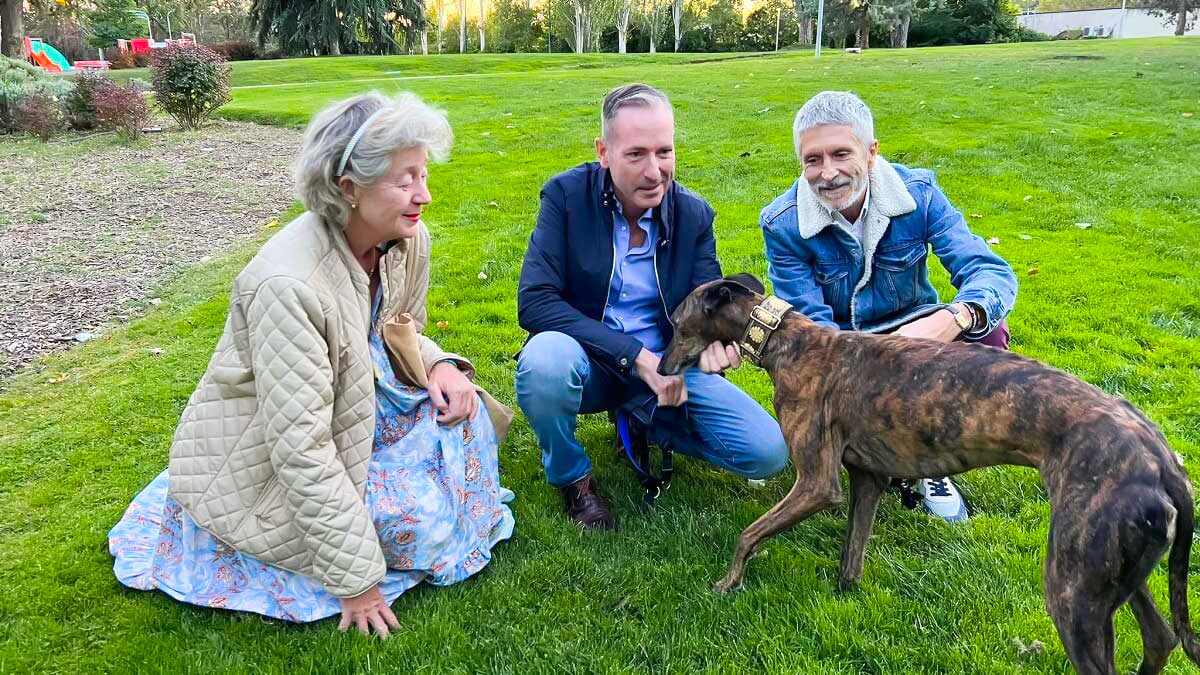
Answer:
[{"left": 945, "top": 303, "right": 974, "bottom": 333}]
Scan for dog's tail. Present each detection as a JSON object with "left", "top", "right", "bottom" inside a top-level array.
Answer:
[{"left": 1165, "top": 465, "right": 1200, "bottom": 665}]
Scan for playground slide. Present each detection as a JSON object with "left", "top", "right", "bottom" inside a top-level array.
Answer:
[{"left": 28, "top": 41, "right": 72, "bottom": 73}]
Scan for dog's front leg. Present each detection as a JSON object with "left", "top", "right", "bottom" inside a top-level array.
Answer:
[
  {"left": 839, "top": 466, "right": 889, "bottom": 589},
  {"left": 715, "top": 412, "right": 841, "bottom": 593}
]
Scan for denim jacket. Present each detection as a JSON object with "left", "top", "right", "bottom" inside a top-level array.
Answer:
[{"left": 760, "top": 159, "right": 1017, "bottom": 338}]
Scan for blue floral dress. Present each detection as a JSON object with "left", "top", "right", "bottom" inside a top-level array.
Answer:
[{"left": 108, "top": 290, "right": 515, "bottom": 622}]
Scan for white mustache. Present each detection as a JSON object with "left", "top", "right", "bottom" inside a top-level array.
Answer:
[{"left": 815, "top": 178, "right": 852, "bottom": 191}]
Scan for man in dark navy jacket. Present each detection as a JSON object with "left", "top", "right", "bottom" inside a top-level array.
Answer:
[{"left": 515, "top": 84, "right": 788, "bottom": 530}]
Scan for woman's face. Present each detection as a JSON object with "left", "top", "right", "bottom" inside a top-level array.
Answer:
[{"left": 344, "top": 145, "right": 431, "bottom": 242}]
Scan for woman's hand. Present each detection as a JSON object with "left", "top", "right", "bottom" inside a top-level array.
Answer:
[
  {"left": 427, "top": 361, "right": 478, "bottom": 425},
  {"left": 338, "top": 584, "right": 399, "bottom": 639}
]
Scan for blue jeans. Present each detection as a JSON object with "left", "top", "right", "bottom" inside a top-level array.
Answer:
[{"left": 515, "top": 331, "right": 789, "bottom": 487}]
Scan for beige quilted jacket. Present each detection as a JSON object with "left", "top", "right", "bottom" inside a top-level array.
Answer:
[{"left": 167, "top": 211, "right": 467, "bottom": 598}]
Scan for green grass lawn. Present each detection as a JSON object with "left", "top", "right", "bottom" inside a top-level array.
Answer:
[{"left": 3, "top": 37, "right": 1200, "bottom": 673}]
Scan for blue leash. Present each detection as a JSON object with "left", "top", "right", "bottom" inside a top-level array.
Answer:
[{"left": 616, "top": 410, "right": 672, "bottom": 507}]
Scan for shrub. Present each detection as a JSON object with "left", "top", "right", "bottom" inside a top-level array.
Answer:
[
  {"left": 93, "top": 83, "right": 150, "bottom": 141},
  {"left": 0, "top": 56, "right": 73, "bottom": 132},
  {"left": 14, "top": 92, "right": 66, "bottom": 141},
  {"left": 66, "top": 70, "right": 118, "bottom": 130},
  {"left": 103, "top": 48, "right": 152, "bottom": 70},
  {"left": 150, "top": 44, "right": 231, "bottom": 131},
  {"left": 211, "top": 40, "right": 260, "bottom": 61}
]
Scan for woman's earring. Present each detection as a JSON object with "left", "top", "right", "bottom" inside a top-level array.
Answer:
[{"left": 350, "top": 202, "right": 358, "bottom": 210}]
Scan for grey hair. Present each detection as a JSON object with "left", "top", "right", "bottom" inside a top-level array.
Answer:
[
  {"left": 792, "top": 91, "right": 875, "bottom": 159},
  {"left": 295, "top": 91, "right": 453, "bottom": 228},
  {"left": 600, "top": 83, "right": 672, "bottom": 141}
]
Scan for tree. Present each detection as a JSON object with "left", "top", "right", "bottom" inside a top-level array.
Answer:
[
  {"left": 477, "top": 0, "right": 486, "bottom": 50},
  {"left": 741, "top": 0, "right": 800, "bottom": 50},
  {"left": 639, "top": 0, "right": 667, "bottom": 51},
  {"left": 458, "top": 0, "right": 466, "bottom": 51},
  {"left": 671, "top": 0, "right": 682, "bottom": 49},
  {"left": 491, "top": 0, "right": 543, "bottom": 51},
  {"left": 88, "top": 0, "right": 148, "bottom": 48},
  {"left": 908, "top": 0, "right": 1021, "bottom": 45},
  {"left": 616, "top": 0, "right": 632, "bottom": 51},
  {"left": 1142, "top": 0, "right": 1196, "bottom": 35},
  {"left": 1, "top": 0, "right": 25, "bottom": 58},
  {"left": 795, "top": 0, "right": 817, "bottom": 42}
]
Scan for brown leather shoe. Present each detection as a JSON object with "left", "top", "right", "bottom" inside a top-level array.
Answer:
[{"left": 560, "top": 475, "right": 616, "bottom": 530}]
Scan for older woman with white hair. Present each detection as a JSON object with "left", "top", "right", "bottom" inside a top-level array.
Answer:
[{"left": 108, "top": 91, "right": 514, "bottom": 638}]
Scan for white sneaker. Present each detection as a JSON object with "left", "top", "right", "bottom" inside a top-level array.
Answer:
[{"left": 916, "top": 477, "right": 969, "bottom": 523}]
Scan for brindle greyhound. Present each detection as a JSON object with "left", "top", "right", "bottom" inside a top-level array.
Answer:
[{"left": 658, "top": 273, "right": 1199, "bottom": 675}]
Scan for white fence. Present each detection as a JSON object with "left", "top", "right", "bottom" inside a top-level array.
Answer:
[{"left": 1017, "top": 7, "right": 1200, "bottom": 38}]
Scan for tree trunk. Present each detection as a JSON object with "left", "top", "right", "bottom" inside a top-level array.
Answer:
[
  {"left": 421, "top": 29, "right": 429, "bottom": 53},
  {"left": 0, "top": 0, "right": 24, "bottom": 58},
  {"left": 569, "top": 0, "right": 588, "bottom": 53},
  {"left": 478, "top": 0, "right": 486, "bottom": 51},
  {"left": 896, "top": 13, "right": 909, "bottom": 47},
  {"left": 800, "top": 16, "right": 813, "bottom": 43},
  {"left": 672, "top": 0, "right": 682, "bottom": 51},
  {"left": 856, "top": 7, "right": 870, "bottom": 49},
  {"left": 1175, "top": 0, "right": 1186, "bottom": 35},
  {"left": 617, "top": 3, "right": 629, "bottom": 53},
  {"left": 459, "top": 0, "right": 466, "bottom": 52}
]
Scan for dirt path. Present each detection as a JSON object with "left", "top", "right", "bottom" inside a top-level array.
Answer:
[{"left": 0, "top": 120, "right": 302, "bottom": 381}]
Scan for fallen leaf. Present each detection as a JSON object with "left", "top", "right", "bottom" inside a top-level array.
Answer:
[
  {"left": 1023, "top": 195, "right": 1033, "bottom": 201},
  {"left": 747, "top": 479, "right": 767, "bottom": 488},
  {"left": 757, "top": 107, "right": 771, "bottom": 114},
  {"left": 47, "top": 373, "right": 68, "bottom": 384},
  {"left": 1184, "top": 112, "right": 1194, "bottom": 118},
  {"left": 1028, "top": 267, "right": 1040, "bottom": 276},
  {"left": 739, "top": 151, "right": 751, "bottom": 158},
  {"left": 951, "top": 114, "right": 962, "bottom": 119},
  {"left": 149, "top": 348, "right": 163, "bottom": 356},
  {"left": 480, "top": 131, "right": 491, "bottom": 137},
  {"left": 918, "top": 100, "right": 926, "bottom": 106},
  {"left": 478, "top": 271, "right": 488, "bottom": 281},
  {"left": 1019, "top": 234, "right": 1032, "bottom": 240},
  {"left": 488, "top": 200, "right": 499, "bottom": 207},
  {"left": 435, "top": 320, "right": 449, "bottom": 330},
  {"left": 1109, "top": 131, "right": 1122, "bottom": 138},
  {"left": 733, "top": 84, "right": 741, "bottom": 89},
  {"left": 1049, "top": 129, "right": 1058, "bottom": 135},
  {"left": 496, "top": 150, "right": 506, "bottom": 156},
  {"left": 73, "top": 332, "right": 95, "bottom": 343},
  {"left": 970, "top": 213, "right": 984, "bottom": 218},
  {"left": 1075, "top": 222, "right": 1092, "bottom": 229},
  {"left": 987, "top": 237, "right": 1001, "bottom": 245},
  {"left": 265, "top": 219, "right": 279, "bottom": 228},
  {"left": 148, "top": 298, "right": 162, "bottom": 306}
]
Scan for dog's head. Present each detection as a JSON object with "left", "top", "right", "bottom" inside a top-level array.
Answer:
[{"left": 658, "top": 273, "right": 765, "bottom": 376}]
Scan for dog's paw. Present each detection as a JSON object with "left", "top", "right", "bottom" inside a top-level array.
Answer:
[{"left": 712, "top": 577, "right": 742, "bottom": 594}]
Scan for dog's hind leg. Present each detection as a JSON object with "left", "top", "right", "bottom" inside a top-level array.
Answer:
[
  {"left": 838, "top": 466, "right": 889, "bottom": 590},
  {"left": 1129, "top": 584, "right": 1178, "bottom": 675}
]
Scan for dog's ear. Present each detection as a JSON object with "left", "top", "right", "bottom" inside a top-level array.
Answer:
[
  {"left": 702, "top": 279, "right": 755, "bottom": 316},
  {"left": 725, "top": 273, "right": 765, "bottom": 295}
]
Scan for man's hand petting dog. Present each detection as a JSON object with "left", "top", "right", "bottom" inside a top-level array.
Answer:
[
  {"left": 698, "top": 342, "right": 742, "bottom": 374},
  {"left": 893, "top": 305, "right": 969, "bottom": 343},
  {"left": 636, "top": 349, "right": 688, "bottom": 407}
]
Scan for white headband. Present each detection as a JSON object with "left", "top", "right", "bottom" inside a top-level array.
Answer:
[{"left": 335, "top": 108, "right": 387, "bottom": 177}]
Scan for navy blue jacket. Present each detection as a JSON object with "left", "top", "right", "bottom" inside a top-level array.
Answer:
[{"left": 517, "top": 162, "right": 721, "bottom": 379}]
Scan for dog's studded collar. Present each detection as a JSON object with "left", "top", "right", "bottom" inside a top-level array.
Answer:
[{"left": 738, "top": 295, "right": 793, "bottom": 367}]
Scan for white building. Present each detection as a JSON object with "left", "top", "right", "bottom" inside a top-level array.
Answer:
[{"left": 1017, "top": 7, "right": 1200, "bottom": 38}]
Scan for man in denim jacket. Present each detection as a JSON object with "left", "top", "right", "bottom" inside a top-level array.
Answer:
[{"left": 754, "top": 91, "right": 1017, "bottom": 522}]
